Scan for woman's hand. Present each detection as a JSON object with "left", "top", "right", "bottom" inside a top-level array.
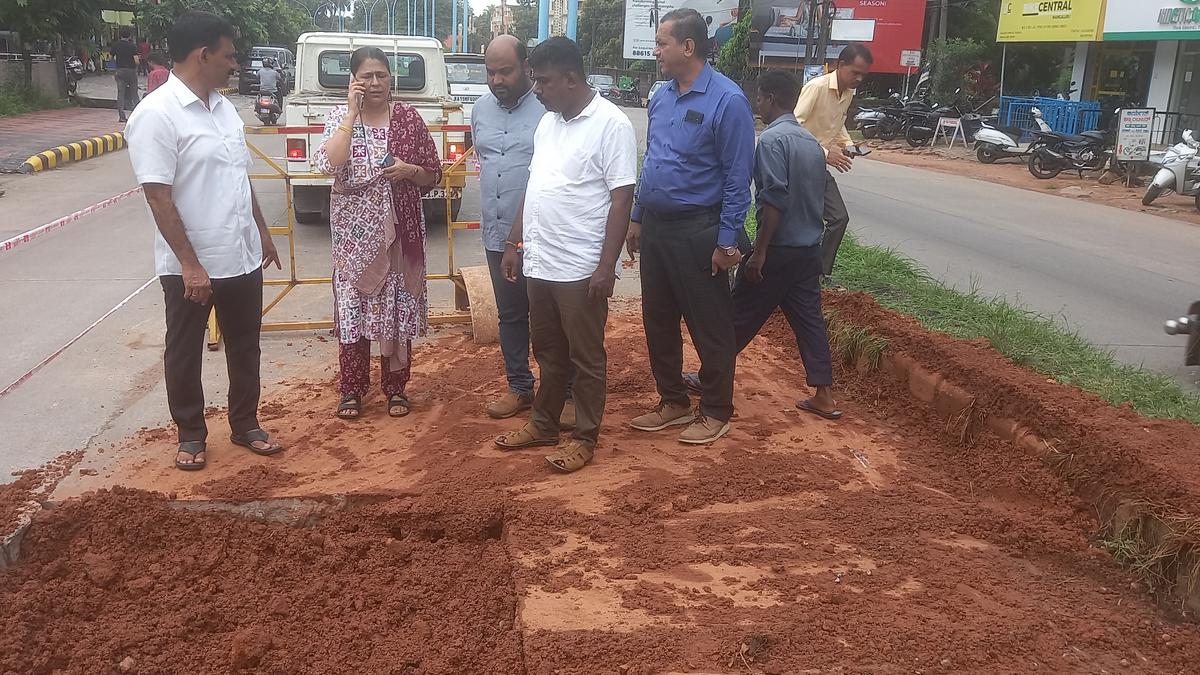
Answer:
[
  {"left": 383, "top": 161, "right": 420, "bottom": 183},
  {"left": 347, "top": 79, "right": 367, "bottom": 119}
]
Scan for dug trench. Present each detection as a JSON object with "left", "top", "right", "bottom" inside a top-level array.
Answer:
[{"left": 3, "top": 296, "right": 1200, "bottom": 673}]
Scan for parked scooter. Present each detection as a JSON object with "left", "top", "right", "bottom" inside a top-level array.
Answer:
[
  {"left": 974, "top": 118, "right": 1031, "bottom": 163},
  {"left": 1143, "top": 130, "right": 1200, "bottom": 207},
  {"left": 854, "top": 92, "right": 901, "bottom": 139},
  {"left": 1164, "top": 301, "right": 1200, "bottom": 367},
  {"left": 255, "top": 91, "right": 281, "bottom": 126},
  {"left": 64, "top": 56, "right": 84, "bottom": 96}
]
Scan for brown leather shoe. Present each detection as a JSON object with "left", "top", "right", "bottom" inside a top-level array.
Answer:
[
  {"left": 559, "top": 399, "right": 577, "bottom": 430},
  {"left": 629, "top": 402, "right": 694, "bottom": 432},
  {"left": 487, "top": 391, "right": 533, "bottom": 419},
  {"left": 678, "top": 415, "right": 731, "bottom": 444}
]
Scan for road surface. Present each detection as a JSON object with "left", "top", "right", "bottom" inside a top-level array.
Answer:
[
  {"left": 0, "top": 100, "right": 1197, "bottom": 482},
  {"left": 843, "top": 157, "right": 1200, "bottom": 393}
]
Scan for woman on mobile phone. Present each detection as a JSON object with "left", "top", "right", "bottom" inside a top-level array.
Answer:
[{"left": 316, "top": 46, "right": 442, "bottom": 420}]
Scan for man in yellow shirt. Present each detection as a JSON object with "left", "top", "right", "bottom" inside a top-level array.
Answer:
[{"left": 794, "top": 44, "right": 872, "bottom": 276}]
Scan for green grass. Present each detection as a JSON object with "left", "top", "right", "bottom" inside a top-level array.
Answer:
[
  {"left": 0, "top": 83, "right": 67, "bottom": 117},
  {"left": 744, "top": 210, "right": 1200, "bottom": 424}
]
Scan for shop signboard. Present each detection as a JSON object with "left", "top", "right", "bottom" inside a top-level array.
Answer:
[
  {"left": 749, "top": 0, "right": 926, "bottom": 74},
  {"left": 1103, "top": 0, "right": 1200, "bottom": 41},
  {"left": 996, "top": 0, "right": 1105, "bottom": 42},
  {"left": 1115, "top": 108, "right": 1155, "bottom": 162}
]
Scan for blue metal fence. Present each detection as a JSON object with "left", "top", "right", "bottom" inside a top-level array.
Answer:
[{"left": 999, "top": 96, "right": 1101, "bottom": 135}]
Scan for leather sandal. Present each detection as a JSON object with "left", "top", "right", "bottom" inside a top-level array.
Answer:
[
  {"left": 545, "top": 441, "right": 594, "bottom": 473},
  {"left": 337, "top": 395, "right": 362, "bottom": 419},
  {"left": 495, "top": 423, "right": 558, "bottom": 450},
  {"left": 388, "top": 394, "right": 411, "bottom": 417},
  {"left": 230, "top": 428, "right": 284, "bottom": 456},
  {"left": 174, "top": 441, "right": 207, "bottom": 471}
]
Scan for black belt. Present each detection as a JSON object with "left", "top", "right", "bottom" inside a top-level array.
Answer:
[{"left": 646, "top": 205, "right": 721, "bottom": 222}]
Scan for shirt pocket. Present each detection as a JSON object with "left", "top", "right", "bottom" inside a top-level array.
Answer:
[{"left": 679, "top": 119, "right": 713, "bottom": 161}]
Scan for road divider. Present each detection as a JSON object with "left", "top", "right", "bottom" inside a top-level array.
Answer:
[
  {"left": 0, "top": 186, "right": 143, "bottom": 256},
  {"left": 19, "top": 132, "right": 127, "bottom": 174}
]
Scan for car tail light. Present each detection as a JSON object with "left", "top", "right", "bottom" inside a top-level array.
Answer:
[
  {"left": 448, "top": 143, "right": 463, "bottom": 162},
  {"left": 286, "top": 138, "right": 306, "bottom": 160}
]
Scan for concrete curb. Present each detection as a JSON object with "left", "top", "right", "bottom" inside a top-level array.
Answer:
[
  {"left": 19, "top": 132, "right": 126, "bottom": 173},
  {"left": 218, "top": 86, "right": 238, "bottom": 97}
]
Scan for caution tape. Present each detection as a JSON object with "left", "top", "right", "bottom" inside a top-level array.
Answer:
[{"left": 0, "top": 186, "right": 143, "bottom": 257}]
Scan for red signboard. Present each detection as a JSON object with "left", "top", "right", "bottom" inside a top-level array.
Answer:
[{"left": 751, "top": 0, "right": 927, "bottom": 74}]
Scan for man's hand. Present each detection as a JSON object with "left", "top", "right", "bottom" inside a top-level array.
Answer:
[
  {"left": 588, "top": 266, "right": 617, "bottom": 299},
  {"left": 827, "top": 151, "right": 853, "bottom": 173},
  {"left": 744, "top": 249, "right": 766, "bottom": 284},
  {"left": 625, "top": 221, "right": 641, "bottom": 259},
  {"left": 182, "top": 264, "right": 212, "bottom": 305},
  {"left": 383, "top": 161, "right": 420, "bottom": 183},
  {"left": 500, "top": 245, "right": 521, "bottom": 283},
  {"left": 261, "top": 237, "right": 282, "bottom": 270},
  {"left": 710, "top": 246, "right": 742, "bottom": 276}
]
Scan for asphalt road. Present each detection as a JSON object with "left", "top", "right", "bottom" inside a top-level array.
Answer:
[
  {"left": 843, "top": 157, "right": 1200, "bottom": 392},
  {"left": 1, "top": 99, "right": 1197, "bottom": 482}
]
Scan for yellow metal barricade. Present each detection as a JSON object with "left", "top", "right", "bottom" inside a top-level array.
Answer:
[{"left": 207, "top": 123, "right": 480, "bottom": 349}]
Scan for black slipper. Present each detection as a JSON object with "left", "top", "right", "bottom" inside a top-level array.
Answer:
[
  {"left": 175, "top": 441, "right": 207, "bottom": 471},
  {"left": 388, "top": 394, "right": 411, "bottom": 417},
  {"left": 337, "top": 395, "right": 362, "bottom": 419},
  {"left": 796, "top": 398, "right": 844, "bottom": 420},
  {"left": 230, "top": 428, "right": 284, "bottom": 456}
]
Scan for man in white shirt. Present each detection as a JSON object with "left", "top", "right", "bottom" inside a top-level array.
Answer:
[
  {"left": 493, "top": 37, "right": 637, "bottom": 474},
  {"left": 125, "top": 11, "right": 284, "bottom": 471}
]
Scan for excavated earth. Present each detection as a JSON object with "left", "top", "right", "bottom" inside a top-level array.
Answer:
[{"left": 3, "top": 297, "right": 1200, "bottom": 674}]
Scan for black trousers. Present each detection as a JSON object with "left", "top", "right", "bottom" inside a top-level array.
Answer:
[
  {"left": 821, "top": 171, "right": 850, "bottom": 276},
  {"left": 161, "top": 269, "right": 264, "bottom": 443},
  {"left": 640, "top": 208, "right": 736, "bottom": 422},
  {"left": 732, "top": 244, "right": 833, "bottom": 387},
  {"left": 527, "top": 278, "right": 607, "bottom": 447}
]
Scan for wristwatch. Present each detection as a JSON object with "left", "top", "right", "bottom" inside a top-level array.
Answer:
[{"left": 720, "top": 245, "right": 739, "bottom": 256}]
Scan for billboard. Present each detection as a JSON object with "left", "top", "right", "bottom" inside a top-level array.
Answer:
[
  {"left": 623, "top": 0, "right": 741, "bottom": 60},
  {"left": 1103, "top": 0, "right": 1200, "bottom": 41},
  {"left": 996, "top": 0, "right": 1105, "bottom": 42},
  {"left": 749, "top": 0, "right": 926, "bottom": 74}
]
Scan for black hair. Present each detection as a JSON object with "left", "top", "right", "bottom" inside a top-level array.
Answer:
[
  {"left": 757, "top": 70, "right": 800, "bottom": 110},
  {"left": 351, "top": 46, "right": 391, "bottom": 75},
  {"left": 119, "top": 27, "right": 131, "bottom": 40},
  {"left": 838, "top": 43, "right": 874, "bottom": 66},
  {"left": 528, "top": 36, "right": 584, "bottom": 77},
  {"left": 660, "top": 8, "right": 709, "bottom": 58},
  {"left": 148, "top": 50, "right": 170, "bottom": 67},
  {"left": 166, "top": 11, "right": 237, "bottom": 63}
]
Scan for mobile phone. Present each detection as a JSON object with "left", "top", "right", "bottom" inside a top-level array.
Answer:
[{"left": 378, "top": 153, "right": 395, "bottom": 168}]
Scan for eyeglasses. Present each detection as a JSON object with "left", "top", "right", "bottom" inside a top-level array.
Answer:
[{"left": 356, "top": 72, "right": 391, "bottom": 82}]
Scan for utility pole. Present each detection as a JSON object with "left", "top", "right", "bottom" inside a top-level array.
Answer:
[
  {"left": 802, "top": 0, "right": 817, "bottom": 71},
  {"left": 814, "top": 0, "right": 833, "bottom": 73},
  {"left": 939, "top": 0, "right": 948, "bottom": 42}
]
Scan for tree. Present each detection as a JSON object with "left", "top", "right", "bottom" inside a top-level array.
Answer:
[
  {"left": 137, "top": 0, "right": 314, "bottom": 53},
  {"left": 0, "top": 0, "right": 104, "bottom": 87}
]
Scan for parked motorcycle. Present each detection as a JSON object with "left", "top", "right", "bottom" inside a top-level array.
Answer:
[
  {"left": 905, "top": 102, "right": 960, "bottom": 148},
  {"left": 65, "top": 56, "right": 84, "bottom": 96},
  {"left": 854, "top": 92, "right": 901, "bottom": 139},
  {"left": 255, "top": 91, "right": 281, "bottom": 126},
  {"left": 1143, "top": 130, "right": 1200, "bottom": 207},
  {"left": 1026, "top": 108, "right": 1121, "bottom": 180},
  {"left": 1164, "top": 301, "right": 1200, "bottom": 367},
  {"left": 617, "top": 86, "right": 642, "bottom": 108}
]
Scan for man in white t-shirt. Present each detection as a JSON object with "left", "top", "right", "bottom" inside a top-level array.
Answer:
[
  {"left": 494, "top": 37, "right": 637, "bottom": 474},
  {"left": 125, "top": 11, "right": 284, "bottom": 471}
]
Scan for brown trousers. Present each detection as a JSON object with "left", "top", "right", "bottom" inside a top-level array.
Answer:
[{"left": 527, "top": 278, "right": 608, "bottom": 447}]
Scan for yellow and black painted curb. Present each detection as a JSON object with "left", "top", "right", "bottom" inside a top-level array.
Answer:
[
  {"left": 19, "top": 132, "right": 126, "bottom": 174},
  {"left": 217, "top": 86, "right": 238, "bottom": 96}
]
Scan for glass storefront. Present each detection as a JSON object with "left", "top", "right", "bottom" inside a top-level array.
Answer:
[
  {"left": 1172, "top": 42, "right": 1200, "bottom": 120},
  {"left": 1087, "top": 40, "right": 1156, "bottom": 108}
]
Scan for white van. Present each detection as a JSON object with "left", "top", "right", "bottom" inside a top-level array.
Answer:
[{"left": 284, "top": 32, "right": 467, "bottom": 223}]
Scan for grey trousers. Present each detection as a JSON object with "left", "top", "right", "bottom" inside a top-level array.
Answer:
[
  {"left": 114, "top": 68, "right": 139, "bottom": 118},
  {"left": 820, "top": 171, "right": 850, "bottom": 276}
]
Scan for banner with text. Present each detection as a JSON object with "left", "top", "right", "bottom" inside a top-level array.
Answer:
[
  {"left": 623, "top": 0, "right": 741, "bottom": 60},
  {"left": 1104, "top": 0, "right": 1200, "bottom": 41},
  {"left": 996, "top": 0, "right": 1105, "bottom": 42}
]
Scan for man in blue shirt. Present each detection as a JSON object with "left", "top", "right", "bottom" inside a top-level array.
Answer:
[
  {"left": 626, "top": 8, "right": 755, "bottom": 445},
  {"left": 473, "top": 35, "right": 575, "bottom": 427}
]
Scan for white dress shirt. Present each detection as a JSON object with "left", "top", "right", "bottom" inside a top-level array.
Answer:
[
  {"left": 522, "top": 94, "right": 637, "bottom": 282},
  {"left": 126, "top": 73, "right": 261, "bottom": 279}
]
